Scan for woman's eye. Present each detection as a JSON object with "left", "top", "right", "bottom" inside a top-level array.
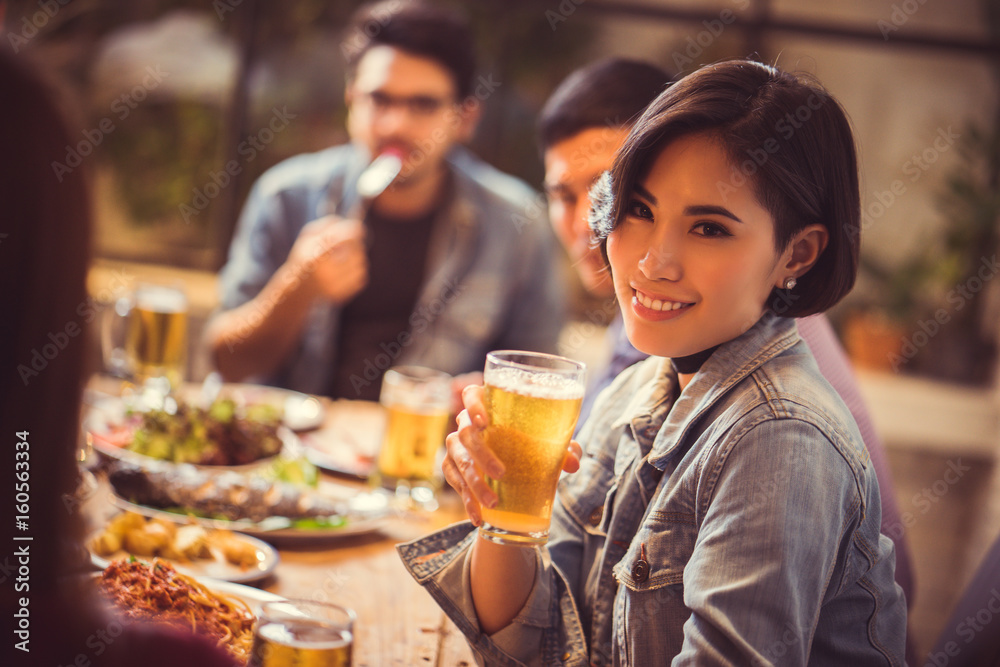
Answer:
[
  {"left": 693, "top": 221, "right": 732, "bottom": 238},
  {"left": 626, "top": 199, "right": 653, "bottom": 219}
]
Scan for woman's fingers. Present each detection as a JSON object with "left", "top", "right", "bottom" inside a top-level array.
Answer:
[
  {"left": 461, "top": 384, "right": 489, "bottom": 430},
  {"left": 452, "top": 410, "right": 499, "bottom": 509},
  {"left": 562, "top": 440, "right": 583, "bottom": 473},
  {"left": 441, "top": 445, "right": 481, "bottom": 526},
  {"left": 458, "top": 386, "right": 505, "bottom": 478}
]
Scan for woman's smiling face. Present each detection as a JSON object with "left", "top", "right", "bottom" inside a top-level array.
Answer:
[{"left": 607, "top": 132, "right": 790, "bottom": 359}]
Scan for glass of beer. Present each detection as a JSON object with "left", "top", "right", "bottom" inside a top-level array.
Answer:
[
  {"left": 479, "top": 350, "right": 585, "bottom": 546},
  {"left": 102, "top": 282, "right": 188, "bottom": 392},
  {"left": 249, "top": 599, "right": 356, "bottom": 667},
  {"left": 374, "top": 366, "right": 452, "bottom": 508}
]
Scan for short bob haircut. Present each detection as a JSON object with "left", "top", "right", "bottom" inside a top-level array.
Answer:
[{"left": 590, "top": 59, "right": 860, "bottom": 318}]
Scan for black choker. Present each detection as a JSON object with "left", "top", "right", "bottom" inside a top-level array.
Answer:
[{"left": 670, "top": 345, "right": 720, "bottom": 374}]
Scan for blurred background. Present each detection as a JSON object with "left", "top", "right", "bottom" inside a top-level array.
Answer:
[{"left": 3, "top": 0, "right": 1000, "bottom": 656}]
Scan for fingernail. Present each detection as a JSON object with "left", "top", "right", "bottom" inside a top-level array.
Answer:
[
  {"left": 485, "top": 493, "right": 498, "bottom": 509},
  {"left": 474, "top": 414, "right": 487, "bottom": 429}
]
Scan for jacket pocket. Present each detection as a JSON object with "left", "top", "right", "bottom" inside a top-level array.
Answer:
[
  {"left": 615, "top": 512, "right": 698, "bottom": 591},
  {"left": 613, "top": 513, "right": 699, "bottom": 661}
]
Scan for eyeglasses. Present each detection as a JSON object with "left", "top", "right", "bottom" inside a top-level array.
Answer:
[{"left": 356, "top": 90, "right": 454, "bottom": 117}]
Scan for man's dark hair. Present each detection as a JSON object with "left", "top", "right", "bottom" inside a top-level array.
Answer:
[
  {"left": 538, "top": 58, "right": 675, "bottom": 152},
  {"left": 342, "top": 0, "right": 476, "bottom": 100}
]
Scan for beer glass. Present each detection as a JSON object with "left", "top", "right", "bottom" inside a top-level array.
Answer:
[
  {"left": 479, "top": 350, "right": 585, "bottom": 546},
  {"left": 374, "top": 366, "right": 451, "bottom": 507},
  {"left": 102, "top": 282, "right": 188, "bottom": 392},
  {"left": 249, "top": 599, "right": 356, "bottom": 667}
]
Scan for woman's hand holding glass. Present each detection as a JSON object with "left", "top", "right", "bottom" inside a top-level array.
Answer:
[{"left": 443, "top": 384, "right": 583, "bottom": 528}]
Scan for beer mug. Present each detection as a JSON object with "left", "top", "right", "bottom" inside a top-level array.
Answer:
[
  {"left": 374, "top": 366, "right": 451, "bottom": 506},
  {"left": 102, "top": 282, "right": 188, "bottom": 391},
  {"left": 480, "top": 350, "right": 586, "bottom": 546},
  {"left": 249, "top": 599, "right": 356, "bottom": 667}
]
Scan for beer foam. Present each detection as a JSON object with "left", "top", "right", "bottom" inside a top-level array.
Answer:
[
  {"left": 484, "top": 366, "right": 584, "bottom": 400},
  {"left": 135, "top": 286, "right": 186, "bottom": 313}
]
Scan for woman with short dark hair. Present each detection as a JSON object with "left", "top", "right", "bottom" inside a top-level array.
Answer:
[{"left": 401, "top": 59, "right": 907, "bottom": 665}]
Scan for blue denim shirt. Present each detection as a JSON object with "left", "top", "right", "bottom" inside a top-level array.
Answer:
[
  {"left": 398, "top": 314, "right": 907, "bottom": 665},
  {"left": 218, "top": 144, "right": 565, "bottom": 395}
]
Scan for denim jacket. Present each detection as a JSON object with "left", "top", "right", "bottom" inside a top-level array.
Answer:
[
  {"left": 398, "top": 314, "right": 907, "bottom": 665},
  {"left": 218, "top": 144, "right": 564, "bottom": 395}
]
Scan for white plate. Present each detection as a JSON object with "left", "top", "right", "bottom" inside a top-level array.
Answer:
[
  {"left": 110, "top": 483, "right": 392, "bottom": 545},
  {"left": 207, "top": 577, "right": 285, "bottom": 611},
  {"left": 89, "top": 526, "right": 279, "bottom": 584}
]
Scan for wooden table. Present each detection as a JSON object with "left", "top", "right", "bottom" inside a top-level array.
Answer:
[
  {"left": 82, "top": 376, "right": 476, "bottom": 666},
  {"left": 264, "top": 490, "right": 475, "bottom": 666}
]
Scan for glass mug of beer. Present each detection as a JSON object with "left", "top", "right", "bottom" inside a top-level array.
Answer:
[
  {"left": 102, "top": 282, "right": 188, "bottom": 391},
  {"left": 249, "top": 599, "right": 356, "bottom": 667},
  {"left": 479, "top": 350, "right": 586, "bottom": 546},
  {"left": 374, "top": 366, "right": 452, "bottom": 507}
]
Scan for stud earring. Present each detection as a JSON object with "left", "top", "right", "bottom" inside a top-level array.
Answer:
[{"left": 783, "top": 277, "right": 797, "bottom": 290}]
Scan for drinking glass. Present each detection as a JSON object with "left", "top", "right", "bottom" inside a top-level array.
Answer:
[
  {"left": 102, "top": 281, "right": 188, "bottom": 393},
  {"left": 373, "top": 366, "right": 452, "bottom": 508},
  {"left": 249, "top": 599, "right": 356, "bottom": 667},
  {"left": 479, "top": 350, "right": 585, "bottom": 546}
]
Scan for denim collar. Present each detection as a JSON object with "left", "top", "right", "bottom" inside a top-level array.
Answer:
[{"left": 612, "top": 314, "right": 801, "bottom": 470}]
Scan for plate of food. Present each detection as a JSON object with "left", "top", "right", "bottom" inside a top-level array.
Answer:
[
  {"left": 94, "top": 557, "right": 284, "bottom": 664},
  {"left": 105, "top": 460, "right": 393, "bottom": 544},
  {"left": 84, "top": 379, "right": 327, "bottom": 466},
  {"left": 86, "top": 393, "right": 286, "bottom": 468},
  {"left": 88, "top": 511, "right": 279, "bottom": 584}
]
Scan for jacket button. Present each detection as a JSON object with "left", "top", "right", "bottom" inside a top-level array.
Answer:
[
  {"left": 588, "top": 506, "right": 603, "bottom": 526},
  {"left": 632, "top": 559, "right": 649, "bottom": 583}
]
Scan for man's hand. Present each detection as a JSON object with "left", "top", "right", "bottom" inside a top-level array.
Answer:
[{"left": 289, "top": 216, "right": 368, "bottom": 305}]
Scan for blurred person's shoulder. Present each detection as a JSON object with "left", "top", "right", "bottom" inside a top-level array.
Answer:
[
  {"left": 253, "top": 143, "right": 359, "bottom": 199},
  {"left": 447, "top": 146, "right": 545, "bottom": 231}
]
